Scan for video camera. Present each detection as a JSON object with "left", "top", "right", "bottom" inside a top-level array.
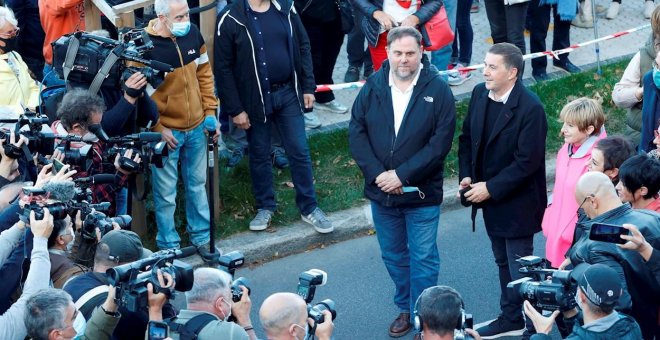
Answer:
[
  {"left": 52, "top": 30, "right": 173, "bottom": 90},
  {"left": 55, "top": 135, "right": 93, "bottom": 172},
  {"left": 107, "top": 247, "right": 195, "bottom": 313},
  {"left": 81, "top": 211, "right": 132, "bottom": 241},
  {"left": 19, "top": 182, "right": 113, "bottom": 223},
  {"left": 103, "top": 132, "right": 168, "bottom": 172},
  {"left": 507, "top": 256, "right": 577, "bottom": 311},
  {"left": 0, "top": 109, "right": 55, "bottom": 157}
]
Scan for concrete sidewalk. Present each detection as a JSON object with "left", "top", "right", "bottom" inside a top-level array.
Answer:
[{"left": 189, "top": 4, "right": 652, "bottom": 266}]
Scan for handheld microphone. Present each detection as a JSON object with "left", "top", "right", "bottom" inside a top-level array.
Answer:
[
  {"left": 204, "top": 116, "right": 217, "bottom": 133},
  {"left": 74, "top": 174, "right": 117, "bottom": 185}
]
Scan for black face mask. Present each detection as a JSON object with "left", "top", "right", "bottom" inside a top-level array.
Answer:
[{"left": 0, "top": 37, "right": 18, "bottom": 53}]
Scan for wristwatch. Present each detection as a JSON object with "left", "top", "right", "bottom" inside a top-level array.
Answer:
[{"left": 101, "top": 305, "right": 121, "bottom": 317}]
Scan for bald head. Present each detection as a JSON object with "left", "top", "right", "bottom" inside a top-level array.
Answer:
[
  {"left": 260, "top": 293, "right": 307, "bottom": 337},
  {"left": 575, "top": 172, "right": 622, "bottom": 218}
]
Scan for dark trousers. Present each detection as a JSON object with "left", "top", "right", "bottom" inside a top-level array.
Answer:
[
  {"left": 488, "top": 234, "right": 534, "bottom": 322},
  {"left": 452, "top": 0, "right": 474, "bottom": 65},
  {"left": 245, "top": 85, "right": 317, "bottom": 215},
  {"left": 347, "top": 11, "right": 373, "bottom": 70},
  {"left": 302, "top": 17, "right": 345, "bottom": 104},
  {"left": 528, "top": 0, "right": 572, "bottom": 75},
  {"left": 484, "top": 0, "right": 529, "bottom": 55}
]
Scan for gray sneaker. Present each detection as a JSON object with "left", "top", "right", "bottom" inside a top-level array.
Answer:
[
  {"left": 302, "top": 207, "right": 333, "bottom": 233},
  {"left": 314, "top": 100, "right": 348, "bottom": 114},
  {"left": 250, "top": 209, "right": 274, "bottom": 231},
  {"left": 304, "top": 112, "right": 322, "bottom": 129}
]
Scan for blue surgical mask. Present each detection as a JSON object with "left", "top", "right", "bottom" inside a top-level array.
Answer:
[
  {"left": 72, "top": 312, "right": 87, "bottom": 339},
  {"left": 170, "top": 21, "right": 191, "bottom": 37},
  {"left": 653, "top": 67, "right": 660, "bottom": 89}
]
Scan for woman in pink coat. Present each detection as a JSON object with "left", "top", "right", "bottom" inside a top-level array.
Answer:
[{"left": 542, "top": 97, "right": 606, "bottom": 268}]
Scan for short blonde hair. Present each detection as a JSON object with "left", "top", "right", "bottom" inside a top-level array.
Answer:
[{"left": 559, "top": 97, "right": 605, "bottom": 135}]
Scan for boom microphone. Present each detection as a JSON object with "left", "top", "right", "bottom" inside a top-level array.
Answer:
[
  {"left": 42, "top": 181, "right": 77, "bottom": 202},
  {"left": 74, "top": 174, "right": 117, "bottom": 185}
]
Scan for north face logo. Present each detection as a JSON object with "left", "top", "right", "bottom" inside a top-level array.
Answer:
[{"left": 188, "top": 49, "right": 196, "bottom": 55}]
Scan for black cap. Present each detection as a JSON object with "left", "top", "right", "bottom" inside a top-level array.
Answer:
[
  {"left": 577, "top": 264, "right": 622, "bottom": 308},
  {"left": 100, "top": 230, "right": 146, "bottom": 263}
]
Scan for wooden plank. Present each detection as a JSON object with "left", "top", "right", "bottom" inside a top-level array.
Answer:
[
  {"left": 113, "top": 0, "right": 155, "bottom": 13},
  {"left": 199, "top": 0, "right": 215, "bottom": 64},
  {"left": 131, "top": 174, "right": 148, "bottom": 238},
  {"left": 118, "top": 12, "right": 136, "bottom": 28},
  {"left": 84, "top": 0, "right": 103, "bottom": 31},
  {"left": 89, "top": 0, "right": 119, "bottom": 23}
]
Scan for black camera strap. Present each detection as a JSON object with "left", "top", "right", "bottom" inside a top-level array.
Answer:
[
  {"left": 166, "top": 313, "right": 217, "bottom": 340},
  {"left": 62, "top": 34, "right": 81, "bottom": 83}
]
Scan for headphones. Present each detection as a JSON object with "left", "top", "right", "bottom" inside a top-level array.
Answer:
[{"left": 413, "top": 286, "right": 465, "bottom": 332}]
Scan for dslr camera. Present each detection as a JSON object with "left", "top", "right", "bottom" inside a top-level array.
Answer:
[
  {"left": 104, "top": 132, "right": 168, "bottom": 172},
  {"left": 81, "top": 211, "right": 132, "bottom": 241},
  {"left": 295, "top": 269, "right": 337, "bottom": 332},
  {"left": 107, "top": 247, "right": 195, "bottom": 313},
  {"left": 507, "top": 256, "right": 578, "bottom": 311}
]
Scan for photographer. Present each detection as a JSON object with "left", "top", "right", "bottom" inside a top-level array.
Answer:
[
  {"left": 25, "top": 286, "right": 121, "bottom": 340},
  {"left": 0, "top": 207, "right": 52, "bottom": 339},
  {"left": 0, "top": 132, "right": 28, "bottom": 189},
  {"left": 414, "top": 286, "right": 481, "bottom": 340},
  {"left": 64, "top": 229, "right": 176, "bottom": 339},
  {"left": 563, "top": 171, "right": 660, "bottom": 339},
  {"left": 524, "top": 264, "right": 642, "bottom": 339},
  {"left": 148, "top": 267, "right": 255, "bottom": 340},
  {"left": 52, "top": 89, "right": 141, "bottom": 217},
  {"left": 259, "top": 292, "right": 334, "bottom": 340},
  {"left": 47, "top": 213, "right": 88, "bottom": 288},
  {"left": 0, "top": 6, "right": 40, "bottom": 114}
]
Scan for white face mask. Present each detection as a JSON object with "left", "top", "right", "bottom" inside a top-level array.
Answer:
[
  {"left": 66, "top": 232, "right": 75, "bottom": 253},
  {"left": 82, "top": 132, "right": 98, "bottom": 142},
  {"left": 293, "top": 324, "right": 310, "bottom": 340},
  {"left": 575, "top": 291, "right": 584, "bottom": 311},
  {"left": 219, "top": 297, "right": 232, "bottom": 321}
]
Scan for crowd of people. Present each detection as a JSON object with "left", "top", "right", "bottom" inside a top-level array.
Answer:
[{"left": 0, "top": 0, "right": 660, "bottom": 339}]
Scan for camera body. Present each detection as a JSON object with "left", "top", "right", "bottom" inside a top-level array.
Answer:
[
  {"left": 507, "top": 256, "right": 577, "bottom": 311},
  {"left": 0, "top": 110, "right": 55, "bottom": 157},
  {"left": 107, "top": 248, "right": 195, "bottom": 313},
  {"left": 104, "top": 133, "right": 168, "bottom": 172},
  {"left": 81, "top": 211, "right": 132, "bottom": 241},
  {"left": 52, "top": 30, "right": 172, "bottom": 90},
  {"left": 307, "top": 299, "right": 337, "bottom": 324},
  {"left": 231, "top": 277, "right": 251, "bottom": 303}
]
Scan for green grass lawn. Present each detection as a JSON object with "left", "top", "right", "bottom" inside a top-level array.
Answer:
[{"left": 144, "top": 60, "right": 630, "bottom": 246}]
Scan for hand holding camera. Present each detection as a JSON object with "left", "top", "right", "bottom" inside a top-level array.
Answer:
[
  {"left": 123, "top": 71, "right": 148, "bottom": 103},
  {"left": 147, "top": 269, "right": 175, "bottom": 321},
  {"left": 115, "top": 148, "right": 142, "bottom": 175},
  {"left": 29, "top": 207, "right": 54, "bottom": 238},
  {"left": 232, "top": 285, "right": 253, "bottom": 327},
  {"left": 309, "top": 309, "right": 334, "bottom": 340}
]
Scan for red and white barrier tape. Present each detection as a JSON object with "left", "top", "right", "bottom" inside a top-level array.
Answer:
[{"left": 314, "top": 23, "right": 651, "bottom": 93}]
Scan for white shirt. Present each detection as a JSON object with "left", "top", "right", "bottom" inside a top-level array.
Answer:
[
  {"left": 488, "top": 85, "right": 514, "bottom": 104},
  {"left": 381, "top": 0, "right": 419, "bottom": 33},
  {"left": 389, "top": 64, "right": 423, "bottom": 136}
]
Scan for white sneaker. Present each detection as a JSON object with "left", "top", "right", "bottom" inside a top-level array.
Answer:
[
  {"left": 314, "top": 100, "right": 348, "bottom": 114},
  {"left": 304, "top": 112, "right": 322, "bottom": 129},
  {"left": 644, "top": 0, "right": 656, "bottom": 18},
  {"left": 447, "top": 64, "right": 473, "bottom": 86},
  {"left": 571, "top": 14, "right": 594, "bottom": 28},
  {"left": 606, "top": 2, "right": 620, "bottom": 19}
]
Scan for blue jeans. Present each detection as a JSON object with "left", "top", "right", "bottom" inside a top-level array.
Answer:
[
  {"left": 371, "top": 201, "right": 441, "bottom": 315},
  {"left": 451, "top": 0, "right": 474, "bottom": 65},
  {"left": 245, "top": 85, "right": 317, "bottom": 215},
  {"left": 431, "top": 0, "right": 457, "bottom": 78},
  {"left": 42, "top": 63, "right": 65, "bottom": 87},
  {"left": 115, "top": 187, "right": 128, "bottom": 215},
  {"left": 152, "top": 123, "right": 211, "bottom": 249}
]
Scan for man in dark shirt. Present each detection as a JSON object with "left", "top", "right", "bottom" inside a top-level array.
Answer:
[
  {"left": 215, "top": 0, "right": 333, "bottom": 233},
  {"left": 458, "top": 43, "right": 548, "bottom": 338}
]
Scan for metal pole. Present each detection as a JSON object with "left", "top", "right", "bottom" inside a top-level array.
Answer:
[
  {"left": 208, "top": 134, "right": 217, "bottom": 256},
  {"left": 591, "top": 0, "right": 602, "bottom": 75}
]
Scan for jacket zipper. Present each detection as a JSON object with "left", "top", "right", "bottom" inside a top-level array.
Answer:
[
  {"left": 226, "top": 14, "right": 268, "bottom": 123},
  {"left": 172, "top": 37, "right": 192, "bottom": 128}
]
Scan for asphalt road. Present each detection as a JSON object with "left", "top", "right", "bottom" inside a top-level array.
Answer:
[{"left": 214, "top": 206, "right": 549, "bottom": 340}]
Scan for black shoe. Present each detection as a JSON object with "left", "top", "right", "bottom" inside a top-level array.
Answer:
[
  {"left": 533, "top": 71, "right": 550, "bottom": 82},
  {"left": 344, "top": 65, "right": 360, "bottom": 83},
  {"left": 554, "top": 60, "right": 582, "bottom": 74},
  {"left": 363, "top": 66, "right": 374, "bottom": 79},
  {"left": 271, "top": 148, "right": 289, "bottom": 169},
  {"left": 475, "top": 316, "right": 525, "bottom": 339},
  {"left": 226, "top": 149, "right": 244, "bottom": 168},
  {"left": 196, "top": 243, "right": 221, "bottom": 265}
]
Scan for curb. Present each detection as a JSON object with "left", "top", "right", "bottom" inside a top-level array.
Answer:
[{"left": 185, "top": 158, "right": 557, "bottom": 268}]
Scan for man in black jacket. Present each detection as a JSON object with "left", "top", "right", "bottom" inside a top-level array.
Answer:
[
  {"left": 458, "top": 43, "right": 547, "bottom": 338},
  {"left": 215, "top": 0, "right": 332, "bottom": 233},
  {"left": 349, "top": 27, "right": 456, "bottom": 338}
]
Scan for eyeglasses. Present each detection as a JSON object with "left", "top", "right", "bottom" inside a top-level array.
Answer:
[{"left": 0, "top": 28, "right": 19, "bottom": 39}]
